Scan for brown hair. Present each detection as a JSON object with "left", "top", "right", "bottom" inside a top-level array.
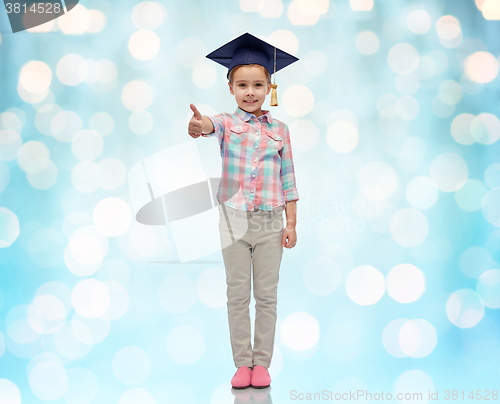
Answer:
[{"left": 228, "top": 64, "right": 271, "bottom": 85}]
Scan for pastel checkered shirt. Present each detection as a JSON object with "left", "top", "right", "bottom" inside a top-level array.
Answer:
[{"left": 201, "top": 106, "right": 299, "bottom": 211}]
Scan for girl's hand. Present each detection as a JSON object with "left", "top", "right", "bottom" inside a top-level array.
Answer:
[
  {"left": 282, "top": 225, "right": 297, "bottom": 249},
  {"left": 188, "top": 103, "right": 203, "bottom": 138}
]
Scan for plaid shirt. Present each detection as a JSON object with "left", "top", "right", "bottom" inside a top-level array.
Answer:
[{"left": 201, "top": 106, "right": 299, "bottom": 211}]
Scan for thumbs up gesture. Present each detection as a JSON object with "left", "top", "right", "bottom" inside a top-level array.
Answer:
[{"left": 188, "top": 104, "right": 204, "bottom": 138}]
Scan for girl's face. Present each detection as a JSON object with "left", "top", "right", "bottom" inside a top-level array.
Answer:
[{"left": 228, "top": 65, "right": 272, "bottom": 118}]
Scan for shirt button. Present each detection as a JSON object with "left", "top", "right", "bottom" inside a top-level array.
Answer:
[{"left": 252, "top": 174, "right": 255, "bottom": 177}]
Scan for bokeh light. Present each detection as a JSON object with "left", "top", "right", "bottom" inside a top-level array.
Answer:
[
  {"left": 387, "top": 43, "right": 419, "bottom": 74},
  {"left": 446, "top": 289, "right": 485, "bottom": 328},
  {"left": 129, "top": 30, "right": 160, "bottom": 61},
  {"left": 429, "top": 152, "right": 469, "bottom": 192},
  {"left": 436, "top": 15, "right": 463, "bottom": 48},
  {"left": 407, "top": 9, "right": 432, "bottom": 34},
  {"left": 390, "top": 208, "right": 429, "bottom": 247},
  {"left": 132, "top": 1, "right": 168, "bottom": 29},
  {"left": 386, "top": 263, "right": 426, "bottom": 303},
  {"left": 464, "top": 51, "right": 499, "bottom": 83},
  {"left": 481, "top": 0, "right": 500, "bottom": 19},
  {"left": 346, "top": 265, "right": 385, "bottom": 305},
  {"left": 1, "top": 1, "right": 500, "bottom": 401},
  {"left": 281, "top": 312, "right": 320, "bottom": 350},
  {"left": 350, "top": 0, "right": 373, "bottom": 11},
  {"left": 58, "top": 5, "right": 91, "bottom": 35},
  {"left": 121, "top": 80, "right": 153, "bottom": 112},
  {"left": 476, "top": 270, "right": 500, "bottom": 308},
  {"left": 0, "top": 207, "right": 20, "bottom": 247},
  {"left": 355, "top": 31, "right": 380, "bottom": 55}
]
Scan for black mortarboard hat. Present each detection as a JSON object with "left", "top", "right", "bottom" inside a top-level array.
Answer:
[{"left": 205, "top": 32, "right": 299, "bottom": 106}]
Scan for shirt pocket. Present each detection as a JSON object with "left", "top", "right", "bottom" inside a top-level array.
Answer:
[
  {"left": 228, "top": 124, "right": 248, "bottom": 144},
  {"left": 267, "top": 131, "right": 283, "bottom": 151}
]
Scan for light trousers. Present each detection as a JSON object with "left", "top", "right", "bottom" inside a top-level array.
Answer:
[{"left": 218, "top": 202, "right": 284, "bottom": 368}]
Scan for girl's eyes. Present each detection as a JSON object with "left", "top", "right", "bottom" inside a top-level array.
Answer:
[{"left": 238, "top": 83, "right": 263, "bottom": 87}]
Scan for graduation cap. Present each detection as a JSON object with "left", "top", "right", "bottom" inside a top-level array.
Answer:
[{"left": 206, "top": 32, "right": 299, "bottom": 106}]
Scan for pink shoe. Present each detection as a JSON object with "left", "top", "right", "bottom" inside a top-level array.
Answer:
[
  {"left": 251, "top": 365, "right": 271, "bottom": 388},
  {"left": 231, "top": 366, "right": 253, "bottom": 389}
]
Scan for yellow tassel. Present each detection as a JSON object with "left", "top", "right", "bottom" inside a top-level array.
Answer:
[
  {"left": 269, "top": 46, "right": 278, "bottom": 106},
  {"left": 270, "top": 83, "right": 278, "bottom": 106}
]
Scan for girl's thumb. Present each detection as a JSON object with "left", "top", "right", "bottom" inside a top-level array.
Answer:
[{"left": 190, "top": 103, "right": 202, "bottom": 119}]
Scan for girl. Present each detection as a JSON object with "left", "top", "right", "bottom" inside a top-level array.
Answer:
[{"left": 188, "top": 32, "right": 299, "bottom": 390}]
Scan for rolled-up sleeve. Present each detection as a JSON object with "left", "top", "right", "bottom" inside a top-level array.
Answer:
[{"left": 280, "top": 124, "right": 299, "bottom": 203}]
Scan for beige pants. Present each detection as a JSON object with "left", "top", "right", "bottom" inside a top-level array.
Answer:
[{"left": 218, "top": 202, "right": 284, "bottom": 368}]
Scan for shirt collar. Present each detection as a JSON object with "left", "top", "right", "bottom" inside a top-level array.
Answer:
[{"left": 235, "top": 106, "right": 273, "bottom": 124}]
